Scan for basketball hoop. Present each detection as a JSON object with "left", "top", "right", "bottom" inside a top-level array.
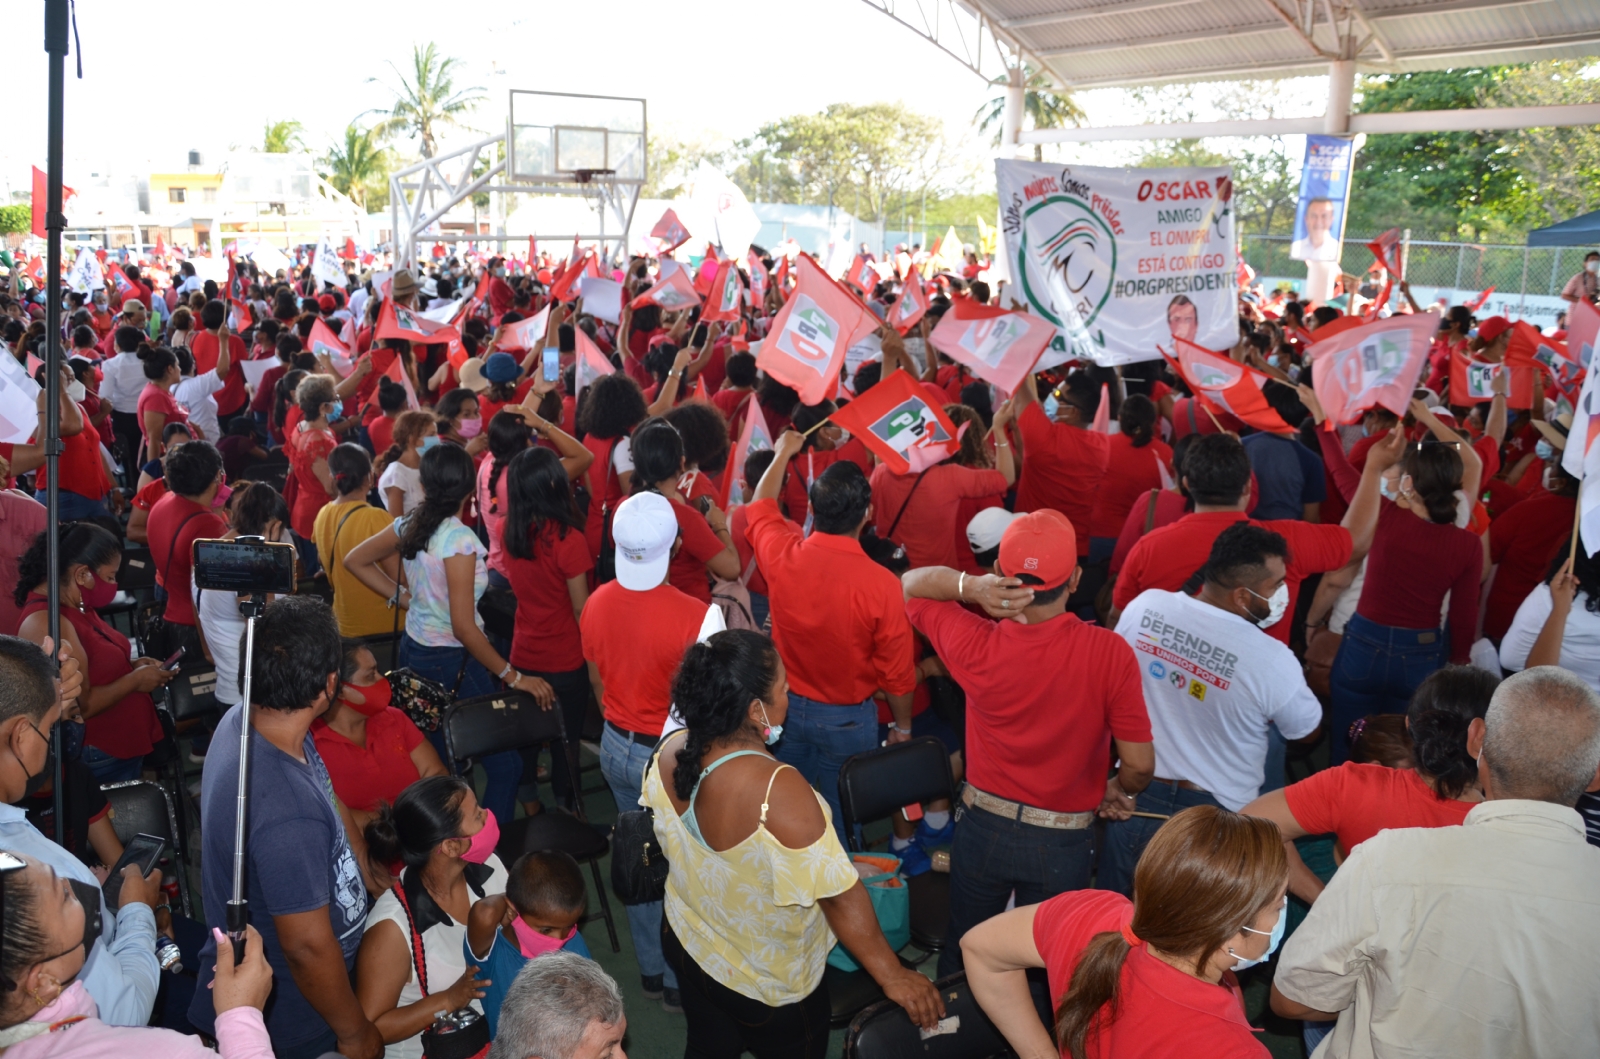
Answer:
[{"left": 571, "top": 168, "right": 615, "bottom": 185}]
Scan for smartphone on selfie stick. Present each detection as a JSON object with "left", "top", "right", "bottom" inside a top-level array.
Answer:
[{"left": 190, "top": 535, "right": 296, "bottom": 962}]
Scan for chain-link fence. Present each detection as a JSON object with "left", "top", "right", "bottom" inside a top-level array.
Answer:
[{"left": 1241, "top": 234, "right": 1594, "bottom": 298}]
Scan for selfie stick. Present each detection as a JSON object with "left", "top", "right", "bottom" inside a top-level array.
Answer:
[{"left": 226, "top": 590, "right": 269, "bottom": 964}]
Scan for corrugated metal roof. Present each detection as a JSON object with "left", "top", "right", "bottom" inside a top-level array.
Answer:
[{"left": 969, "top": 0, "right": 1600, "bottom": 87}]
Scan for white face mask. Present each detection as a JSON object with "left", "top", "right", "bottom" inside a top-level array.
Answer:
[
  {"left": 1587, "top": 261, "right": 1599, "bottom": 274},
  {"left": 67, "top": 380, "right": 86, "bottom": 402},
  {"left": 1246, "top": 582, "right": 1290, "bottom": 629},
  {"left": 1229, "top": 901, "right": 1287, "bottom": 972}
]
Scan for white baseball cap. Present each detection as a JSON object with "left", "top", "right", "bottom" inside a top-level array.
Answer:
[
  {"left": 967, "top": 507, "right": 1019, "bottom": 554},
  {"left": 612, "top": 491, "right": 678, "bottom": 591}
]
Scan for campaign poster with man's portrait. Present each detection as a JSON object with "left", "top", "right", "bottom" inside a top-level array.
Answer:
[{"left": 1290, "top": 136, "right": 1355, "bottom": 263}]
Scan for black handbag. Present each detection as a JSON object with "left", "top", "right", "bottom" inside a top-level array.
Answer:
[
  {"left": 476, "top": 585, "right": 517, "bottom": 643},
  {"left": 610, "top": 807, "right": 669, "bottom": 905},
  {"left": 387, "top": 667, "right": 454, "bottom": 733},
  {"left": 391, "top": 882, "right": 490, "bottom": 1059}
]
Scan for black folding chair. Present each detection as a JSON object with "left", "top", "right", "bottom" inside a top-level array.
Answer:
[
  {"left": 844, "top": 970, "right": 1054, "bottom": 1059},
  {"left": 442, "top": 691, "right": 620, "bottom": 951},
  {"left": 101, "top": 779, "right": 192, "bottom": 917}
]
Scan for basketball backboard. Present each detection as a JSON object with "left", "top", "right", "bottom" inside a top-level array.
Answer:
[{"left": 507, "top": 91, "right": 646, "bottom": 185}]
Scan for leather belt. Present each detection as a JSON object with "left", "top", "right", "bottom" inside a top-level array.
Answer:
[
  {"left": 961, "top": 785, "right": 1093, "bottom": 830},
  {"left": 1150, "top": 777, "right": 1209, "bottom": 794},
  {"left": 605, "top": 720, "right": 658, "bottom": 747}
]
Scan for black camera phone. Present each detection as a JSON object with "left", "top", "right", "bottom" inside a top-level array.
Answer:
[
  {"left": 104, "top": 833, "right": 166, "bottom": 908},
  {"left": 191, "top": 536, "right": 296, "bottom": 596}
]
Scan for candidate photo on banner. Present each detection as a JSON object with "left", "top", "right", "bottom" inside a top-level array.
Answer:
[
  {"left": 1290, "top": 135, "right": 1355, "bottom": 263},
  {"left": 996, "top": 159, "right": 1239, "bottom": 368}
]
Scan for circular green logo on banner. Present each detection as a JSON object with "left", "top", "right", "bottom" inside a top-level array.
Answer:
[{"left": 1015, "top": 194, "right": 1117, "bottom": 335}]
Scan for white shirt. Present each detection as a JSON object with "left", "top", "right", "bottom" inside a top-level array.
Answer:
[
  {"left": 173, "top": 370, "right": 225, "bottom": 443},
  {"left": 349, "top": 287, "right": 370, "bottom": 322},
  {"left": 1499, "top": 583, "right": 1600, "bottom": 689},
  {"left": 1278, "top": 800, "right": 1600, "bottom": 1059},
  {"left": 100, "top": 352, "right": 147, "bottom": 414},
  {"left": 1114, "top": 589, "right": 1321, "bottom": 810},
  {"left": 378, "top": 460, "right": 424, "bottom": 516}
]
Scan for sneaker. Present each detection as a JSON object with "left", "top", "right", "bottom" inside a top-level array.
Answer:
[
  {"left": 894, "top": 841, "right": 933, "bottom": 877},
  {"left": 661, "top": 987, "right": 684, "bottom": 1014},
  {"left": 640, "top": 975, "right": 664, "bottom": 1000},
  {"left": 914, "top": 817, "right": 955, "bottom": 848}
]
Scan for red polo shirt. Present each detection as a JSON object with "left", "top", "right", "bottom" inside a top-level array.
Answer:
[
  {"left": 1113, "top": 511, "right": 1352, "bottom": 646},
  {"left": 506, "top": 522, "right": 594, "bottom": 674},
  {"left": 1012, "top": 402, "right": 1110, "bottom": 556},
  {"left": 146, "top": 493, "right": 227, "bottom": 627},
  {"left": 747, "top": 498, "right": 916, "bottom": 705},
  {"left": 311, "top": 707, "right": 426, "bottom": 814},
  {"left": 191, "top": 330, "right": 249, "bottom": 415},
  {"left": 1033, "top": 889, "right": 1267, "bottom": 1059},
  {"left": 907, "top": 599, "right": 1150, "bottom": 813},
  {"left": 1282, "top": 761, "right": 1473, "bottom": 858},
  {"left": 580, "top": 581, "right": 704, "bottom": 737}
]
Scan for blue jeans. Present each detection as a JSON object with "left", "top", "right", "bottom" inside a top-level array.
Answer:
[
  {"left": 773, "top": 694, "right": 878, "bottom": 847},
  {"left": 399, "top": 634, "right": 523, "bottom": 825},
  {"left": 936, "top": 798, "right": 1095, "bottom": 977},
  {"left": 36, "top": 491, "right": 109, "bottom": 521},
  {"left": 1329, "top": 613, "right": 1448, "bottom": 764},
  {"left": 599, "top": 723, "right": 676, "bottom": 989},
  {"left": 1097, "top": 780, "right": 1223, "bottom": 897},
  {"left": 1262, "top": 722, "right": 1287, "bottom": 796},
  {"left": 82, "top": 745, "right": 143, "bottom": 784}
]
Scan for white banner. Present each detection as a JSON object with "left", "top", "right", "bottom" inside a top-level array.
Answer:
[{"left": 996, "top": 160, "right": 1239, "bottom": 367}]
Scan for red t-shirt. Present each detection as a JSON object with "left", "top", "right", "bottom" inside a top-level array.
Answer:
[
  {"left": 712, "top": 388, "right": 753, "bottom": 438},
  {"left": 505, "top": 522, "right": 594, "bottom": 674},
  {"left": 1032, "top": 890, "right": 1266, "bottom": 1059},
  {"left": 146, "top": 494, "right": 227, "bottom": 626},
  {"left": 249, "top": 363, "right": 286, "bottom": 415},
  {"left": 1282, "top": 761, "right": 1473, "bottom": 856},
  {"left": 1013, "top": 403, "right": 1111, "bottom": 556},
  {"left": 33, "top": 423, "right": 106, "bottom": 501},
  {"left": 310, "top": 707, "right": 426, "bottom": 814},
  {"left": 1110, "top": 489, "right": 1187, "bottom": 576},
  {"left": 654, "top": 497, "right": 724, "bottom": 604},
  {"left": 1484, "top": 490, "right": 1576, "bottom": 642},
  {"left": 580, "top": 581, "right": 704, "bottom": 736},
  {"left": 132, "top": 478, "right": 167, "bottom": 513},
  {"left": 191, "top": 331, "right": 249, "bottom": 415},
  {"left": 1114, "top": 511, "right": 1352, "bottom": 646},
  {"left": 368, "top": 414, "right": 397, "bottom": 457},
  {"left": 781, "top": 445, "right": 871, "bottom": 527},
  {"left": 581, "top": 436, "right": 628, "bottom": 564},
  {"left": 1088, "top": 434, "right": 1173, "bottom": 540},
  {"left": 907, "top": 600, "right": 1150, "bottom": 812},
  {"left": 728, "top": 503, "right": 776, "bottom": 596},
  {"left": 871, "top": 462, "right": 1009, "bottom": 570},
  {"left": 1357, "top": 502, "right": 1482, "bottom": 662},
  {"left": 136, "top": 383, "right": 188, "bottom": 443},
  {"left": 288, "top": 425, "right": 338, "bottom": 538}
]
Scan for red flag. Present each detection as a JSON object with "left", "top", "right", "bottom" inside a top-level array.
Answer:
[
  {"left": 630, "top": 267, "right": 701, "bottom": 312},
  {"left": 830, "top": 369, "right": 964, "bottom": 475},
  {"left": 341, "top": 237, "right": 357, "bottom": 260},
  {"left": 927, "top": 298, "right": 1054, "bottom": 395},
  {"left": 891, "top": 269, "right": 929, "bottom": 336},
  {"left": 747, "top": 250, "right": 769, "bottom": 307},
  {"left": 1448, "top": 342, "right": 1535, "bottom": 408},
  {"left": 1466, "top": 286, "right": 1495, "bottom": 313},
  {"left": 307, "top": 317, "right": 352, "bottom": 368},
  {"left": 573, "top": 326, "right": 615, "bottom": 404},
  {"left": 650, "top": 209, "right": 691, "bottom": 254},
  {"left": 154, "top": 234, "right": 166, "bottom": 259},
  {"left": 376, "top": 297, "right": 460, "bottom": 344},
  {"left": 846, "top": 255, "right": 877, "bottom": 296},
  {"left": 720, "top": 394, "right": 773, "bottom": 511},
  {"left": 24, "top": 257, "right": 44, "bottom": 286},
  {"left": 702, "top": 261, "right": 742, "bottom": 323},
  {"left": 775, "top": 254, "right": 790, "bottom": 298},
  {"left": 1169, "top": 338, "right": 1292, "bottom": 433},
  {"left": 1568, "top": 298, "right": 1600, "bottom": 375},
  {"left": 693, "top": 375, "right": 710, "bottom": 402},
  {"left": 755, "top": 253, "right": 878, "bottom": 405},
  {"left": 693, "top": 254, "right": 719, "bottom": 298},
  {"left": 1505, "top": 321, "right": 1582, "bottom": 397},
  {"left": 1364, "top": 228, "right": 1402, "bottom": 316},
  {"left": 498, "top": 305, "right": 551, "bottom": 354},
  {"left": 363, "top": 349, "right": 418, "bottom": 410},
  {"left": 1309, "top": 312, "right": 1436, "bottom": 427},
  {"left": 550, "top": 251, "right": 590, "bottom": 303},
  {"left": 1091, "top": 383, "right": 1112, "bottom": 433},
  {"left": 528, "top": 235, "right": 537, "bottom": 267},
  {"left": 29, "top": 166, "right": 75, "bottom": 240}
]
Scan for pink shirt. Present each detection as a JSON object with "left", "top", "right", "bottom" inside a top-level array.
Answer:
[
  {"left": 477, "top": 455, "right": 515, "bottom": 577},
  {"left": 6, "top": 983, "right": 272, "bottom": 1059}
]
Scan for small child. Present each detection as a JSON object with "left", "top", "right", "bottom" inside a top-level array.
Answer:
[{"left": 465, "top": 850, "right": 591, "bottom": 1037}]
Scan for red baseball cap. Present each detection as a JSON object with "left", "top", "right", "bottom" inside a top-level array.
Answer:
[
  {"left": 1477, "top": 315, "right": 1512, "bottom": 343},
  {"left": 317, "top": 294, "right": 336, "bottom": 313},
  {"left": 999, "top": 509, "right": 1077, "bottom": 590}
]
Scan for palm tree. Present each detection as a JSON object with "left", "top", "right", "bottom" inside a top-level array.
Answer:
[
  {"left": 262, "top": 119, "right": 307, "bottom": 154},
  {"left": 368, "top": 43, "right": 485, "bottom": 159},
  {"left": 322, "top": 124, "right": 392, "bottom": 209},
  {"left": 974, "top": 66, "right": 1084, "bottom": 162}
]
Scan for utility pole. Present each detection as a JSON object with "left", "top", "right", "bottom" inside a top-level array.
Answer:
[{"left": 42, "top": 0, "right": 70, "bottom": 839}]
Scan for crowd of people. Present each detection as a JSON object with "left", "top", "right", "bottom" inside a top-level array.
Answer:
[{"left": 0, "top": 231, "right": 1594, "bottom": 1059}]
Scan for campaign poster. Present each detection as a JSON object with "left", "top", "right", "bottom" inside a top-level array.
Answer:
[
  {"left": 1290, "top": 135, "right": 1355, "bottom": 264},
  {"left": 996, "top": 160, "right": 1238, "bottom": 367}
]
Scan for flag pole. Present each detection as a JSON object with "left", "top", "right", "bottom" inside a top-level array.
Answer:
[
  {"left": 43, "top": 0, "right": 70, "bottom": 842},
  {"left": 1569, "top": 487, "right": 1583, "bottom": 566},
  {"left": 799, "top": 416, "right": 832, "bottom": 438}
]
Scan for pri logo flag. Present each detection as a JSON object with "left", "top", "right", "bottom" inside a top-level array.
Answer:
[
  {"left": 498, "top": 305, "right": 551, "bottom": 354},
  {"left": 307, "top": 318, "right": 353, "bottom": 372},
  {"left": 928, "top": 298, "right": 1054, "bottom": 395},
  {"left": 756, "top": 253, "right": 878, "bottom": 405},
  {"left": 1568, "top": 298, "right": 1600, "bottom": 372},
  {"left": 377, "top": 297, "right": 460, "bottom": 345},
  {"left": 747, "top": 250, "right": 769, "bottom": 307},
  {"left": 573, "top": 326, "right": 615, "bottom": 403},
  {"left": 363, "top": 349, "right": 418, "bottom": 411},
  {"left": 650, "top": 208, "right": 691, "bottom": 254},
  {"left": 1505, "top": 321, "right": 1583, "bottom": 398},
  {"left": 892, "top": 269, "right": 928, "bottom": 336},
  {"left": 831, "top": 369, "right": 963, "bottom": 476},
  {"left": 29, "top": 166, "right": 76, "bottom": 240},
  {"left": 1167, "top": 338, "right": 1291, "bottom": 433},
  {"left": 846, "top": 255, "right": 877, "bottom": 296},
  {"left": 719, "top": 395, "right": 774, "bottom": 511},
  {"left": 1308, "top": 312, "right": 1436, "bottom": 427},
  {"left": 549, "top": 251, "right": 591, "bottom": 304},
  {"left": 630, "top": 267, "right": 702, "bottom": 312},
  {"left": 702, "top": 261, "right": 742, "bottom": 323}
]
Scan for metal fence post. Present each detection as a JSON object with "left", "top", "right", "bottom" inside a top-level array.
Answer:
[
  {"left": 1454, "top": 243, "right": 1466, "bottom": 291},
  {"left": 1517, "top": 246, "right": 1530, "bottom": 319}
]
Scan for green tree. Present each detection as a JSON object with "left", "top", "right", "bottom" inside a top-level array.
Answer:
[
  {"left": 0, "top": 205, "right": 30, "bottom": 235},
  {"left": 369, "top": 44, "right": 485, "bottom": 159},
  {"left": 262, "top": 120, "right": 306, "bottom": 154},
  {"left": 322, "top": 124, "right": 393, "bottom": 210},
  {"left": 973, "top": 65, "right": 1084, "bottom": 162},
  {"left": 1489, "top": 60, "right": 1600, "bottom": 228}
]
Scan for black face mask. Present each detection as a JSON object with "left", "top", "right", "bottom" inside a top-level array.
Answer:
[
  {"left": 21, "top": 742, "right": 54, "bottom": 801},
  {"left": 68, "top": 879, "right": 102, "bottom": 956}
]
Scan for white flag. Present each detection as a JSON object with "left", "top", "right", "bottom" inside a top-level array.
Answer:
[
  {"left": 68, "top": 248, "right": 102, "bottom": 294},
  {"left": 690, "top": 163, "right": 761, "bottom": 261},
  {"left": 312, "top": 236, "right": 347, "bottom": 289}
]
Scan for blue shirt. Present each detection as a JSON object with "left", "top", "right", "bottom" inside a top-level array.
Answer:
[
  {"left": 188, "top": 704, "right": 368, "bottom": 1046},
  {"left": 0, "top": 801, "right": 158, "bottom": 1026},
  {"left": 1242, "top": 432, "right": 1326, "bottom": 522},
  {"left": 465, "top": 925, "right": 592, "bottom": 1037}
]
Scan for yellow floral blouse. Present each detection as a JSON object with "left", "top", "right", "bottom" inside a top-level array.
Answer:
[{"left": 643, "top": 748, "right": 860, "bottom": 1006}]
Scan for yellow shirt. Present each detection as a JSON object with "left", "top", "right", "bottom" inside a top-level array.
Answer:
[
  {"left": 313, "top": 499, "right": 398, "bottom": 638},
  {"left": 643, "top": 747, "right": 858, "bottom": 1006}
]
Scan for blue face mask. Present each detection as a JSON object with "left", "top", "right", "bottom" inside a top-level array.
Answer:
[
  {"left": 327, "top": 399, "right": 344, "bottom": 423},
  {"left": 1536, "top": 439, "right": 1554, "bottom": 461},
  {"left": 758, "top": 702, "right": 783, "bottom": 747},
  {"left": 420, "top": 434, "right": 441, "bottom": 452},
  {"left": 1229, "top": 900, "right": 1287, "bottom": 972},
  {"left": 1042, "top": 394, "right": 1060, "bottom": 419}
]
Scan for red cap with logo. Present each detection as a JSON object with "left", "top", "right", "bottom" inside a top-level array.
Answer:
[
  {"left": 999, "top": 509, "right": 1077, "bottom": 590},
  {"left": 1477, "top": 315, "right": 1512, "bottom": 343}
]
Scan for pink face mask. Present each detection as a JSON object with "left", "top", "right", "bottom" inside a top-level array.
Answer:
[
  {"left": 459, "top": 809, "right": 500, "bottom": 864},
  {"left": 510, "top": 917, "right": 575, "bottom": 959},
  {"left": 81, "top": 574, "right": 118, "bottom": 611}
]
